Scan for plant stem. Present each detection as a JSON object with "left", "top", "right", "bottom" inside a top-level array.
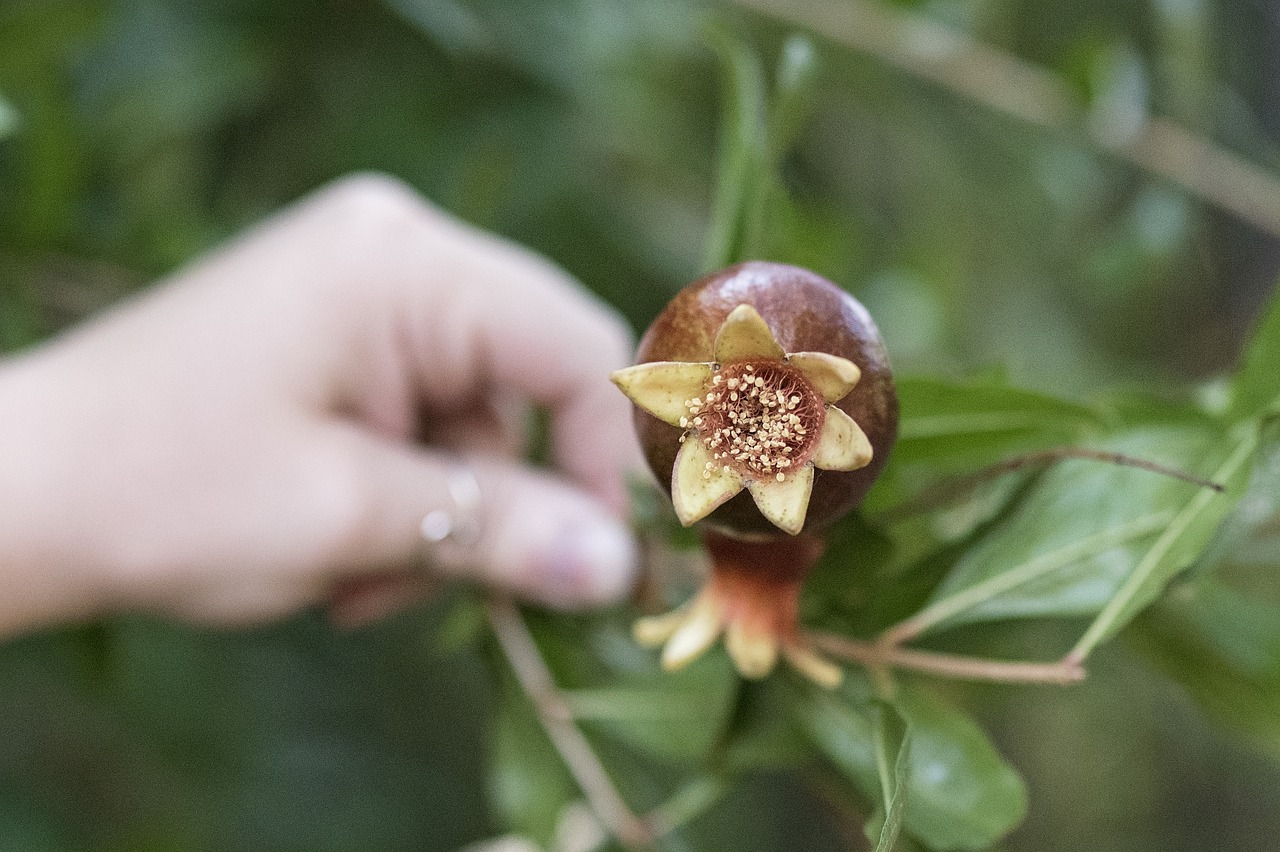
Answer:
[
  {"left": 485, "top": 597, "right": 655, "bottom": 850},
  {"left": 877, "top": 447, "right": 1223, "bottom": 525},
  {"left": 809, "top": 630, "right": 1086, "bottom": 685}
]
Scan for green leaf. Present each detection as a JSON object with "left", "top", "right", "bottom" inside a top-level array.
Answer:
[
  {"left": 868, "top": 376, "right": 1100, "bottom": 549},
  {"left": 805, "top": 512, "right": 898, "bottom": 625},
  {"left": 720, "top": 679, "right": 813, "bottom": 771},
  {"left": 489, "top": 678, "right": 578, "bottom": 846},
  {"left": 0, "top": 96, "right": 18, "bottom": 140},
  {"left": 563, "top": 651, "right": 738, "bottom": 764},
  {"left": 429, "top": 593, "right": 485, "bottom": 654},
  {"left": 893, "top": 376, "right": 1101, "bottom": 470},
  {"left": 702, "top": 23, "right": 769, "bottom": 271},
  {"left": 1130, "top": 576, "right": 1280, "bottom": 760},
  {"left": 796, "top": 679, "right": 1026, "bottom": 850},
  {"left": 868, "top": 703, "right": 912, "bottom": 852},
  {"left": 767, "top": 35, "right": 818, "bottom": 163},
  {"left": 1214, "top": 419, "right": 1280, "bottom": 584},
  {"left": 1069, "top": 423, "right": 1257, "bottom": 658},
  {"left": 515, "top": 613, "right": 739, "bottom": 765},
  {"left": 645, "top": 775, "right": 732, "bottom": 836},
  {"left": 1229, "top": 280, "right": 1280, "bottom": 420},
  {"left": 901, "top": 421, "right": 1252, "bottom": 645},
  {"left": 701, "top": 28, "right": 819, "bottom": 272}
]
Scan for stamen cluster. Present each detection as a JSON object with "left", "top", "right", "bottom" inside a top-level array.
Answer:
[{"left": 677, "top": 362, "right": 823, "bottom": 482}]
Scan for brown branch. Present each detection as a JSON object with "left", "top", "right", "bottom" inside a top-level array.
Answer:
[
  {"left": 808, "top": 630, "right": 1086, "bottom": 686},
  {"left": 876, "top": 447, "right": 1223, "bottom": 525},
  {"left": 485, "top": 597, "right": 655, "bottom": 850},
  {"left": 732, "top": 0, "right": 1280, "bottom": 239}
]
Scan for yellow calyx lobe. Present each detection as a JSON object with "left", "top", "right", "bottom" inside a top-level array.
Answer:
[{"left": 611, "top": 304, "right": 875, "bottom": 536}]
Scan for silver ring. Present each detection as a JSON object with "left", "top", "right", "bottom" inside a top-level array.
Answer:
[{"left": 420, "top": 463, "right": 484, "bottom": 552}]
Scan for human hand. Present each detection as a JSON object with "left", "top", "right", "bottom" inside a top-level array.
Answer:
[{"left": 0, "top": 174, "right": 641, "bottom": 636}]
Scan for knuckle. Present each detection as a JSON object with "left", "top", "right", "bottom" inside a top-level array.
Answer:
[
  {"left": 326, "top": 172, "right": 423, "bottom": 218},
  {"left": 302, "top": 173, "right": 442, "bottom": 298},
  {"left": 318, "top": 173, "right": 440, "bottom": 246}
]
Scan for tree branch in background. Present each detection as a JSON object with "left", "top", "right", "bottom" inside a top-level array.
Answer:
[{"left": 733, "top": 0, "right": 1280, "bottom": 238}]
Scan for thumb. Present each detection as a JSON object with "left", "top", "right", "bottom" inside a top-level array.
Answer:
[{"left": 335, "top": 432, "right": 639, "bottom": 609}]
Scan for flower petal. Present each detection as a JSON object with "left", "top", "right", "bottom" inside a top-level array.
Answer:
[
  {"left": 725, "top": 619, "right": 780, "bottom": 679},
  {"left": 745, "top": 464, "right": 814, "bottom": 535},
  {"left": 787, "top": 351, "right": 861, "bottom": 402},
  {"left": 672, "top": 436, "right": 746, "bottom": 526},
  {"left": 662, "top": 590, "right": 724, "bottom": 671},
  {"left": 714, "top": 304, "right": 785, "bottom": 363},
  {"left": 811, "top": 406, "right": 873, "bottom": 472},
  {"left": 782, "top": 643, "right": 844, "bottom": 689},
  {"left": 633, "top": 607, "right": 689, "bottom": 648},
  {"left": 610, "top": 362, "right": 713, "bottom": 426}
]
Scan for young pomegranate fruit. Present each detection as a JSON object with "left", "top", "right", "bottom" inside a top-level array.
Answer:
[{"left": 612, "top": 261, "right": 898, "bottom": 686}]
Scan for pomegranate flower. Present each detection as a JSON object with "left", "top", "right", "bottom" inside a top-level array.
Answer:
[{"left": 611, "top": 304, "right": 872, "bottom": 536}]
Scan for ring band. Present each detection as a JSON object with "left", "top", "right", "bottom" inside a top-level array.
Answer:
[{"left": 420, "top": 463, "right": 483, "bottom": 550}]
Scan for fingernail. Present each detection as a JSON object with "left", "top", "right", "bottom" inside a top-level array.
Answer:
[{"left": 543, "top": 520, "right": 638, "bottom": 606}]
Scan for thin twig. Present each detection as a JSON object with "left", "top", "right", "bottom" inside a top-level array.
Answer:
[
  {"left": 732, "top": 0, "right": 1280, "bottom": 239},
  {"left": 877, "top": 447, "right": 1223, "bottom": 526},
  {"left": 809, "top": 630, "right": 1086, "bottom": 686},
  {"left": 485, "top": 597, "right": 655, "bottom": 850}
]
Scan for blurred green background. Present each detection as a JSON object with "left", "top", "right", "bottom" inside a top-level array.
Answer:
[{"left": 3, "top": 0, "right": 1280, "bottom": 849}]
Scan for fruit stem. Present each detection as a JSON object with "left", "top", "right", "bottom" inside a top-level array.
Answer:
[{"left": 808, "top": 630, "right": 1086, "bottom": 686}]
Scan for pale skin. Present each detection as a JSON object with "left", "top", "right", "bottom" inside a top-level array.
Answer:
[{"left": 0, "top": 174, "right": 642, "bottom": 639}]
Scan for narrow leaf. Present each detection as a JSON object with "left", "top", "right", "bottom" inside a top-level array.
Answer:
[
  {"left": 0, "top": 96, "right": 18, "bottom": 140},
  {"left": 907, "top": 421, "right": 1248, "bottom": 638},
  {"left": 767, "top": 34, "right": 819, "bottom": 162},
  {"left": 874, "top": 730, "right": 912, "bottom": 852},
  {"left": 490, "top": 679, "right": 578, "bottom": 846},
  {"left": 1070, "top": 424, "right": 1256, "bottom": 659},
  {"left": 646, "top": 775, "right": 731, "bottom": 835},
  {"left": 562, "top": 650, "right": 737, "bottom": 763},
  {"left": 524, "top": 615, "right": 739, "bottom": 765},
  {"left": 1228, "top": 279, "right": 1280, "bottom": 420},
  {"left": 869, "top": 703, "right": 912, "bottom": 852},
  {"left": 1130, "top": 576, "right": 1280, "bottom": 759},
  {"left": 702, "top": 24, "right": 768, "bottom": 271},
  {"left": 894, "top": 377, "right": 1100, "bottom": 470},
  {"left": 797, "top": 679, "right": 1025, "bottom": 850}
]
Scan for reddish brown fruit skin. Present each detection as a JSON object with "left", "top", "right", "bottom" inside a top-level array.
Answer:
[{"left": 635, "top": 262, "right": 898, "bottom": 538}]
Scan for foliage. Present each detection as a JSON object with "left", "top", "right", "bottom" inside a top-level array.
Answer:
[{"left": 3, "top": 1, "right": 1280, "bottom": 851}]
